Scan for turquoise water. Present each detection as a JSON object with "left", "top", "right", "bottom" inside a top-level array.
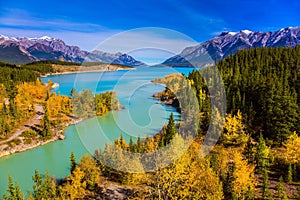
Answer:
[{"left": 0, "top": 67, "right": 194, "bottom": 195}]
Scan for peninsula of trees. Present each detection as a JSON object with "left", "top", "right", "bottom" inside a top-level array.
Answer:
[
  {"left": 2, "top": 46, "right": 300, "bottom": 199},
  {"left": 0, "top": 60, "right": 122, "bottom": 157}
]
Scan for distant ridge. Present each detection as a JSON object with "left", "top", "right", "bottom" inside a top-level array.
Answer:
[
  {"left": 0, "top": 35, "right": 144, "bottom": 66},
  {"left": 162, "top": 26, "right": 300, "bottom": 67}
]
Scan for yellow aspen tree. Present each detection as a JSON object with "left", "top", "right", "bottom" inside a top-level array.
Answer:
[
  {"left": 78, "top": 154, "right": 101, "bottom": 190},
  {"left": 155, "top": 139, "right": 223, "bottom": 200},
  {"left": 232, "top": 151, "right": 256, "bottom": 199},
  {"left": 60, "top": 167, "right": 86, "bottom": 200},
  {"left": 284, "top": 131, "right": 300, "bottom": 164},
  {"left": 223, "top": 110, "right": 248, "bottom": 145}
]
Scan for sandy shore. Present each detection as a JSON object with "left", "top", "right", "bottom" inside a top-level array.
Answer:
[{"left": 40, "top": 66, "right": 135, "bottom": 78}]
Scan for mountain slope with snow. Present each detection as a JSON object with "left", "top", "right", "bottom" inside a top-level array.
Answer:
[
  {"left": 163, "top": 27, "right": 300, "bottom": 67},
  {"left": 0, "top": 35, "right": 144, "bottom": 66}
]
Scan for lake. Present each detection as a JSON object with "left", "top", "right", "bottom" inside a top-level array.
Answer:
[{"left": 0, "top": 67, "right": 194, "bottom": 195}]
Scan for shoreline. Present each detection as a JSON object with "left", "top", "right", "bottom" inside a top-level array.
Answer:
[
  {"left": 0, "top": 67, "right": 144, "bottom": 159},
  {"left": 0, "top": 67, "right": 136, "bottom": 158},
  {"left": 40, "top": 67, "right": 135, "bottom": 78},
  {"left": 0, "top": 117, "right": 84, "bottom": 159}
]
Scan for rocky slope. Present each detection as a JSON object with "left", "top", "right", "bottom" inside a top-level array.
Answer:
[
  {"left": 0, "top": 35, "right": 144, "bottom": 66},
  {"left": 163, "top": 26, "right": 300, "bottom": 67}
]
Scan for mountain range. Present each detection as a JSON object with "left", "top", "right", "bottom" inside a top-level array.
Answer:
[
  {"left": 0, "top": 26, "right": 299, "bottom": 67},
  {"left": 162, "top": 26, "right": 300, "bottom": 67},
  {"left": 0, "top": 35, "right": 144, "bottom": 66}
]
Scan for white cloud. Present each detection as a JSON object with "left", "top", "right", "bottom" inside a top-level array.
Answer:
[
  {"left": 93, "top": 27, "right": 198, "bottom": 65},
  {"left": 94, "top": 27, "right": 197, "bottom": 53},
  {"left": 0, "top": 9, "right": 108, "bottom": 33},
  {"left": 0, "top": 10, "right": 198, "bottom": 64},
  {"left": 0, "top": 27, "right": 198, "bottom": 64}
]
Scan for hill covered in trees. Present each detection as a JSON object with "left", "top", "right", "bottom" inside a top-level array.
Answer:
[
  {"left": 2, "top": 46, "right": 300, "bottom": 199},
  {"left": 0, "top": 61, "right": 122, "bottom": 156},
  {"left": 216, "top": 46, "right": 300, "bottom": 144}
]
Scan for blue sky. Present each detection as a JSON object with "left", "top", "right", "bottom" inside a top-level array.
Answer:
[{"left": 0, "top": 0, "right": 299, "bottom": 64}]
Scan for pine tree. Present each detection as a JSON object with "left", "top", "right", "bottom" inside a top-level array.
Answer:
[
  {"left": 256, "top": 133, "right": 269, "bottom": 174},
  {"left": 244, "top": 136, "right": 254, "bottom": 163},
  {"left": 70, "top": 88, "right": 76, "bottom": 97},
  {"left": 15, "top": 183, "right": 24, "bottom": 200},
  {"left": 32, "top": 170, "right": 56, "bottom": 199},
  {"left": 70, "top": 152, "right": 76, "bottom": 173},
  {"left": 3, "top": 176, "right": 24, "bottom": 200},
  {"left": 41, "top": 106, "right": 52, "bottom": 139},
  {"left": 246, "top": 185, "right": 254, "bottom": 200},
  {"left": 223, "top": 163, "right": 235, "bottom": 199},
  {"left": 262, "top": 169, "right": 271, "bottom": 200},
  {"left": 32, "top": 170, "right": 42, "bottom": 199},
  {"left": 119, "top": 134, "right": 126, "bottom": 150},
  {"left": 276, "top": 176, "right": 288, "bottom": 200},
  {"left": 7, "top": 175, "right": 16, "bottom": 200},
  {"left": 136, "top": 136, "right": 142, "bottom": 153},
  {"left": 129, "top": 136, "right": 135, "bottom": 152},
  {"left": 43, "top": 171, "right": 57, "bottom": 199},
  {"left": 165, "top": 113, "right": 177, "bottom": 145}
]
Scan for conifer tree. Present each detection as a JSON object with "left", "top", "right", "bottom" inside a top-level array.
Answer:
[
  {"left": 32, "top": 170, "right": 42, "bottom": 199},
  {"left": 136, "top": 136, "right": 142, "bottom": 153},
  {"left": 165, "top": 113, "right": 177, "bottom": 145},
  {"left": 276, "top": 176, "right": 288, "bottom": 200},
  {"left": 223, "top": 163, "right": 235, "bottom": 199},
  {"left": 70, "top": 88, "right": 76, "bottom": 97},
  {"left": 6, "top": 175, "right": 16, "bottom": 200},
  {"left": 70, "top": 152, "right": 76, "bottom": 173},
  {"left": 32, "top": 170, "right": 56, "bottom": 199},
  {"left": 41, "top": 106, "right": 52, "bottom": 139},
  {"left": 15, "top": 183, "right": 24, "bottom": 200},
  {"left": 256, "top": 133, "right": 269, "bottom": 174},
  {"left": 129, "top": 136, "right": 135, "bottom": 152},
  {"left": 244, "top": 137, "right": 255, "bottom": 163},
  {"left": 262, "top": 169, "right": 271, "bottom": 200}
]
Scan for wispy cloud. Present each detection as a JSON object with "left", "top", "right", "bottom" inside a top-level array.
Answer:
[
  {"left": 0, "top": 27, "right": 197, "bottom": 52},
  {"left": 0, "top": 8, "right": 108, "bottom": 33},
  {"left": 0, "top": 12, "right": 198, "bottom": 64},
  {"left": 170, "top": 1, "right": 228, "bottom": 39},
  {"left": 95, "top": 28, "right": 197, "bottom": 54},
  {"left": 93, "top": 27, "right": 198, "bottom": 65},
  {"left": 0, "top": 8, "right": 121, "bottom": 51}
]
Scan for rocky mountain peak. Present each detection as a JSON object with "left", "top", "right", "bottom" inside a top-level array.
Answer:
[{"left": 163, "top": 26, "right": 300, "bottom": 67}]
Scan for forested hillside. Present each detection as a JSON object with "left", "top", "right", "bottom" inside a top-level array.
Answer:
[
  {"left": 2, "top": 46, "right": 300, "bottom": 199},
  {"left": 216, "top": 46, "right": 300, "bottom": 144},
  {"left": 0, "top": 61, "right": 121, "bottom": 152}
]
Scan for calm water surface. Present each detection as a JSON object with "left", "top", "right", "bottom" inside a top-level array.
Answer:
[{"left": 0, "top": 67, "right": 194, "bottom": 195}]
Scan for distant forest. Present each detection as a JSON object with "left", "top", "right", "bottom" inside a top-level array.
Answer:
[{"left": 1, "top": 46, "right": 300, "bottom": 199}]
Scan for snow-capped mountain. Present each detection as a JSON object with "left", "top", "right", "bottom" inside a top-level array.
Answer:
[
  {"left": 162, "top": 27, "right": 300, "bottom": 67},
  {"left": 0, "top": 35, "right": 144, "bottom": 66},
  {"left": 84, "top": 50, "right": 144, "bottom": 66}
]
